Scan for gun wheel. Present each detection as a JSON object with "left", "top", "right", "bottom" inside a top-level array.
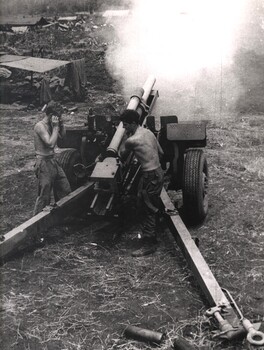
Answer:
[
  {"left": 56, "top": 148, "right": 82, "bottom": 190},
  {"left": 182, "top": 149, "right": 209, "bottom": 224}
]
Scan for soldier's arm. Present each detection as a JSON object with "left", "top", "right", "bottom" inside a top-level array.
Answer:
[
  {"left": 58, "top": 118, "right": 66, "bottom": 138},
  {"left": 35, "top": 122, "right": 59, "bottom": 149},
  {"left": 119, "top": 134, "right": 132, "bottom": 161},
  {"left": 157, "top": 139, "right": 164, "bottom": 158}
]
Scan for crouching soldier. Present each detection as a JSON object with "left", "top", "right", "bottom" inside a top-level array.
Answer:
[{"left": 33, "top": 101, "right": 71, "bottom": 215}]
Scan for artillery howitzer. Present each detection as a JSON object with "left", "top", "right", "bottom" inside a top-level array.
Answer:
[
  {"left": 1, "top": 76, "right": 263, "bottom": 348},
  {"left": 56, "top": 75, "right": 208, "bottom": 223}
]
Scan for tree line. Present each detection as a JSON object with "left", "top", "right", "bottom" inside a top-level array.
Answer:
[{"left": 1, "top": 0, "right": 132, "bottom": 16}]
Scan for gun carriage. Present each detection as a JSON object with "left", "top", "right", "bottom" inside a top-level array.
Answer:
[{"left": 56, "top": 75, "right": 208, "bottom": 223}]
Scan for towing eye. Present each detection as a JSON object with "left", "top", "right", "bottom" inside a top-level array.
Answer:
[{"left": 222, "top": 288, "right": 264, "bottom": 346}]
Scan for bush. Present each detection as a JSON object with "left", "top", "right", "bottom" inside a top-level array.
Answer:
[{"left": 233, "top": 49, "right": 264, "bottom": 113}]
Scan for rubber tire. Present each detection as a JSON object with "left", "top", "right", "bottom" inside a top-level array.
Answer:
[
  {"left": 182, "top": 149, "right": 209, "bottom": 225},
  {"left": 56, "top": 149, "right": 82, "bottom": 190}
]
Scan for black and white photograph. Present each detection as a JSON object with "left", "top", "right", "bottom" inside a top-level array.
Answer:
[{"left": 0, "top": 0, "right": 263, "bottom": 349}]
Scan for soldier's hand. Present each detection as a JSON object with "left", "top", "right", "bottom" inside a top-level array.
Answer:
[
  {"left": 52, "top": 115, "right": 59, "bottom": 127},
  {"left": 95, "top": 155, "right": 102, "bottom": 163}
]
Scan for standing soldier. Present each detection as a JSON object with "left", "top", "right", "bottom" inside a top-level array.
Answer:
[
  {"left": 33, "top": 101, "right": 71, "bottom": 215},
  {"left": 120, "top": 109, "right": 164, "bottom": 257}
]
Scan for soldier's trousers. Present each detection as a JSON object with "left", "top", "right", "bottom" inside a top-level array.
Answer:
[
  {"left": 33, "top": 157, "right": 71, "bottom": 215},
  {"left": 137, "top": 166, "right": 164, "bottom": 242}
]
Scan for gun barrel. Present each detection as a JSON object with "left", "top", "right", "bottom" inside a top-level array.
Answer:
[
  {"left": 107, "top": 76, "right": 156, "bottom": 156},
  {"left": 106, "top": 122, "right": 126, "bottom": 157},
  {"left": 141, "top": 74, "right": 156, "bottom": 104},
  {"left": 127, "top": 87, "right": 144, "bottom": 111}
]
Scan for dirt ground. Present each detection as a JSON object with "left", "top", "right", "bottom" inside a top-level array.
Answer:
[{"left": 1, "top": 14, "right": 264, "bottom": 350}]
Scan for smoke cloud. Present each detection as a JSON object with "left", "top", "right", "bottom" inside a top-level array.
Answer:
[{"left": 105, "top": 0, "right": 262, "bottom": 119}]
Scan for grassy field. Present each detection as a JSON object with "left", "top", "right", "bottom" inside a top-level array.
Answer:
[{"left": 0, "top": 107, "right": 263, "bottom": 350}]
